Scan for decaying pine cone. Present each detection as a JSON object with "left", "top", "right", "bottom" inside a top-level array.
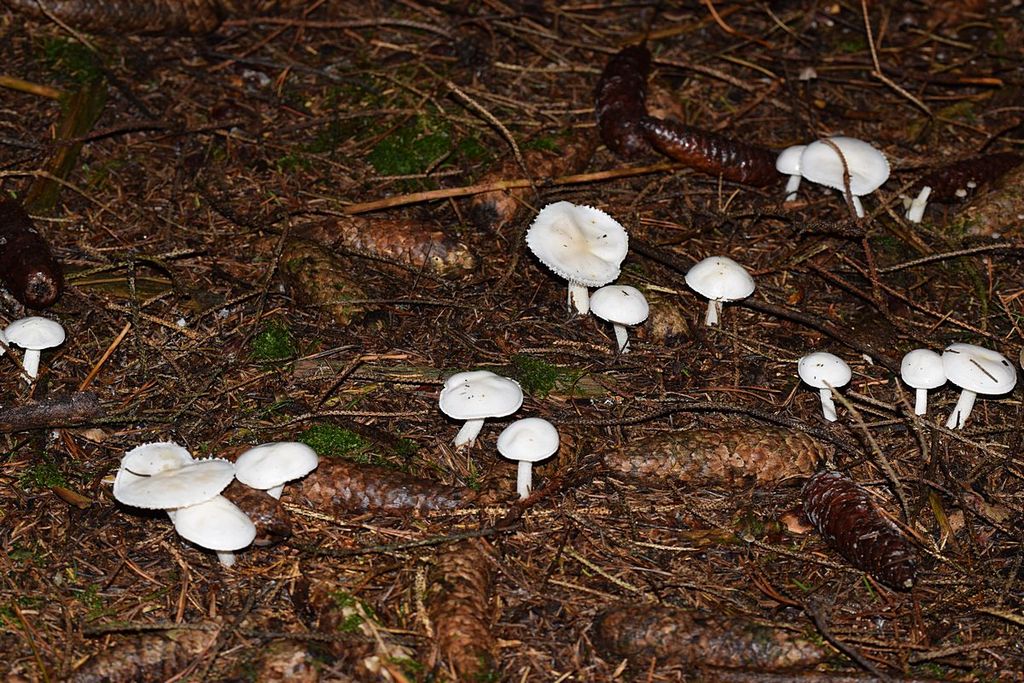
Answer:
[
  {"left": 912, "top": 152, "right": 1022, "bottom": 202},
  {"left": 2, "top": 0, "right": 302, "bottom": 35},
  {"left": 249, "top": 640, "right": 320, "bottom": 683},
  {"left": 594, "top": 44, "right": 653, "bottom": 159},
  {"left": 279, "top": 239, "right": 367, "bottom": 327},
  {"left": 289, "top": 457, "right": 472, "bottom": 513},
  {"left": 802, "top": 470, "right": 917, "bottom": 590},
  {"left": 604, "top": 428, "right": 828, "bottom": 488},
  {"left": 425, "top": 539, "right": 497, "bottom": 680},
  {"left": 592, "top": 604, "right": 825, "bottom": 671},
  {"left": 296, "top": 215, "right": 476, "bottom": 278},
  {"left": 0, "top": 200, "right": 64, "bottom": 309},
  {"left": 220, "top": 479, "right": 292, "bottom": 546},
  {"left": 467, "top": 130, "right": 596, "bottom": 232},
  {"left": 71, "top": 621, "right": 220, "bottom": 682}
]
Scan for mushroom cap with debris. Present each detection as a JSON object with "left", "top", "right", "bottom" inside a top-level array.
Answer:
[{"left": 525, "top": 201, "right": 628, "bottom": 288}]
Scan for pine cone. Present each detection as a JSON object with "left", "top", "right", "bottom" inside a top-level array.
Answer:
[{"left": 802, "top": 470, "right": 917, "bottom": 590}]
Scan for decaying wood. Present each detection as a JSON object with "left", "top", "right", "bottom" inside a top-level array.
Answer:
[
  {"left": 592, "top": 604, "right": 826, "bottom": 671},
  {"left": 425, "top": 539, "right": 497, "bottom": 680},
  {"left": 604, "top": 428, "right": 828, "bottom": 487},
  {"left": 220, "top": 479, "right": 292, "bottom": 546},
  {"left": 296, "top": 215, "right": 476, "bottom": 277},
  {"left": 71, "top": 621, "right": 219, "bottom": 682},
  {"left": 0, "top": 392, "right": 100, "bottom": 432},
  {"left": 290, "top": 457, "right": 472, "bottom": 513},
  {"left": 279, "top": 239, "right": 367, "bottom": 327},
  {"left": 467, "top": 130, "right": 596, "bottom": 231}
]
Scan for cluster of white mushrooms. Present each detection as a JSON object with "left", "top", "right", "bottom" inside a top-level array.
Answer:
[
  {"left": 112, "top": 441, "right": 318, "bottom": 566},
  {"left": 1, "top": 315, "right": 65, "bottom": 382},
  {"left": 776, "top": 136, "right": 890, "bottom": 218}
]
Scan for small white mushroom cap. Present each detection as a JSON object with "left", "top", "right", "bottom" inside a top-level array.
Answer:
[
  {"left": 798, "top": 352, "right": 852, "bottom": 422},
  {"left": 799, "top": 137, "right": 890, "bottom": 217},
  {"left": 900, "top": 349, "right": 946, "bottom": 415},
  {"left": 776, "top": 144, "right": 806, "bottom": 201},
  {"left": 942, "top": 343, "right": 1017, "bottom": 429},
  {"left": 113, "top": 457, "right": 235, "bottom": 510},
  {"left": 589, "top": 285, "right": 650, "bottom": 353},
  {"left": 496, "top": 417, "right": 559, "bottom": 499},
  {"left": 525, "top": 201, "right": 629, "bottom": 314},
  {"left": 684, "top": 256, "right": 755, "bottom": 326},
  {"left": 170, "top": 495, "right": 257, "bottom": 566},
  {"left": 439, "top": 370, "right": 524, "bottom": 447},
  {"left": 4, "top": 316, "right": 66, "bottom": 380},
  {"left": 235, "top": 442, "right": 319, "bottom": 499}
]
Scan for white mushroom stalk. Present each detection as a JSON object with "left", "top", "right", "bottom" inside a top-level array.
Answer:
[
  {"left": 942, "top": 343, "right": 1016, "bottom": 429},
  {"left": 496, "top": 417, "right": 559, "bottom": 499},
  {"left": 684, "top": 256, "right": 755, "bottom": 326},
  {"left": 905, "top": 186, "right": 932, "bottom": 223},
  {"left": 775, "top": 144, "right": 806, "bottom": 202},
  {"left": 798, "top": 352, "right": 852, "bottom": 422},
  {"left": 438, "top": 370, "right": 524, "bottom": 448},
  {"left": 589, "top": 285, "right": 649, "bottom": 353}
]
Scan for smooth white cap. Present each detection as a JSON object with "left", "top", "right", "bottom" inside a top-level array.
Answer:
[
  {"left": 113, "top": 457, "right": 235, "bottom": 510},
  {"left": 118, "top": 441, "right": 194, "bottom": 475},
  {"left": 496, "top": 417, "right": 560, "bottom": 463},
  {"left": 776, "top": 145, "right": 806, "bottom": 174},
  {"left": 900, "top": 349, "right": 946, "bottom": 389},
  {"left": 799, "top": 137, "right": 890, "bottom": 195},
  {"left": 798, "top": 352, "right": 852, "bottom": 389},
  {"left": 4, "top": 316, "right": 65, "bottom": 350},
  {"left": 439, "top": 370, "right": 524, "bottom": 421},
  {"left": 942, "top": 343, "right": 1016, "bottom": 395},
  {"left": 525, "top": 201, "right": 628, "bottom": 287},
  {"left": 589, "top": 285, "right": 650, "bottom": 326},
  {"left": 235, "top": 442, "right": 319, "bottom": 492},
  {"left": 685, "top": 256, "right": 755, "bottom": 303},
  {"left": 171, "top": 495, "right": 257, "bottom": 552}
]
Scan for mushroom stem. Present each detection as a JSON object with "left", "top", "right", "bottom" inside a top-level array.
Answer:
[
  {"left": 914, "top": 388, "right": 929, "bottom": 416},
  {"left": 612, "top": 323, "right": 630, "bottom": 353},
  {"left": 216, "top": 551, "right": 237, "bottom": 567},
  {"left": 568, "top": 282, "right": 590, "bottom": 315},
  {"left": 818, "top": 387, "right": 838, "bottom": 422},
  {"left": 516, "top": 460, "right": 533, "bottom": 499},
  {"left": 906, "top": 186, "right": 931, "bottom": 223},
  {"left": 946, "top": 389, "right": 977, "bottom": 429},
  {"left": 453, "top": 418, "right": 485, "bottom": 448},
  {"left": 851, "top": 195, "right": 865, "bottom": 218},
  {"left": 704, "top": 300, "right": 721, "bottom": 326},
  {"left": 784, "top": 174, "right": 801, "bottom": 201},
  {"left": 21, "top": 349, "right": 41, "bottom": 381}
]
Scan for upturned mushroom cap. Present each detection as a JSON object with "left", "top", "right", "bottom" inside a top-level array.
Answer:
[
  {"left": 900, "top": 349, "right": 946, "bottom": 390},
  {"left": 798, "top": 352, "right": 852, "bottom": 389},
  {"left": 171, "top": 495, "right": 257, "bottom": 552},
  {"left": 776, "top": 145, "right": 806, "bottom": 174},
  {"left": 496, "top": 417, "right": 560, "bottom": 464},
  {"left": 589, "top": 285, "right": 650, "bottom": 326},
  {"left": 439, "top": 370, "right": 524, "bottom": 421},
  {"left": 942, "top": 343, "right": 1016, "bottom": 395},
  {"left": 4, "top": 316, "right": 65, "bottom": 350},
  {"left": 525, "top": 201, "right": 628, "bottom": 288},
  {"left": 113, "top": 457, "right": 235, "bottom": 510},
  {"left": 684, "top": 256, "right": 755, "bottom": 303},
  {"left": 799, "top": 137, "right": 890, "bottom": 195},
  {"left": 118, "top": 441, "right": 194, "bottom": 476},
  {"left": 235, "top": 442, "right": 319, "bottom": 491}
]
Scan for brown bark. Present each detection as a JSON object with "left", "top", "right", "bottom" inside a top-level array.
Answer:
[{"left": 0, "top": 392, "right": 100, "bottom": 432}]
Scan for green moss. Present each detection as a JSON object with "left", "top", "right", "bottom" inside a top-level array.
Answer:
[
  {"left": 39, "top": 38, "right": 103, "bottom": 84},
  {"left": 509, "top": 354, "right": 586, "bottom": 398},
  {"left": 368, "top": 115, "right": 452, "bottom": 176},
  {"left": 20, "top": 460, "right": 66, "bottom": 490},
  {"left": 298, "top": 424, "right": 369, "bottom": 457},
  {"left": 251, "top": 322, "right": 294, "bottom": 361},
  {"left": 330, "top": 590, "right": 376, "bottom": 633}
]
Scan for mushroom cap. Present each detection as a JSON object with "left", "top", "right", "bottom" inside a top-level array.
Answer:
[
  {"left": 496, "top": 417, "right": 560, "bottom": 463},
  {"left": 4, "top": 316, "right": 65, "bottom": 350},
  {"left": 798, "top": 352, "right": 852, "bottom": 389},
  {"left": 900, "top": 349, "right": 946, "bottom": 390},
  {"left": 776, "top": 145, "right": 806, "bottom": 174},
  {"left": 684, "top": 256, "right": 755, "bottom": 303},
  {"left": 799, "top": 137, "right": 890, "bottom": 195},
  {"left": 942, "top": 343, "right": 1016, "bottom": 395},
  {"left": 439, "top": 370, "right": 524, "bottom": 421},
  {"left": 590, "top": 285, "right": 650, "bottom": 326},
  {"left": 118, "top": 441, "right": 195, "bottom": 476},
  {"left": 171, "top": 495, "right": 257, "bottom": 552},
  {"left": 113, "top": 457, "right": 235, "bottom": 510},
  {"left": 234, "top": 441, "right": 319, "bottom": 490},
  {"left": 525, "top": 201, "right": 628, "bottom": 287}
]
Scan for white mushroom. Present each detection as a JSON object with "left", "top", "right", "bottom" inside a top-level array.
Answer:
[
  {"left": 589, "top": 285, "right": 649, "bottom": 353},
  {"left": 170, "top": 495, "right": 257, "bottom": 567},
  {"left": 684, "top": 256, "right": 755, "bottom": 326},
  {"left": 496, "top": 417, "right": 559, "bottom": 499},
  {"left": 525, "top": 201, "right": 629, "bottom": 314},
  {"left": 234, "top": 441, "right": 319, "bottom": 499},
  {"left": 112, "top": 456, "right": 235, "bottom": 510},
  {"left": 799, "top": 137, "right": 890, "bottom": 218},
  {"left": 439, "top": 370, "right": 524, "bottom": 448},
  {"left": 900, "top": 349, "right": 945, "bottom": 415},
  {"left": 798, "top": 352, "right": 852, "bottom": 422},
  {"left": 905, "top": 186, "right": 932, "bottom": 223},
  {"left": 942, "top": 343, "right": 1017, "bottom": 429},
  {"left": 4, "top": 316, "right": 65, "bottom": 381},
  {"left": 776, "top": 144, "right": 806, "bottom": 201}
]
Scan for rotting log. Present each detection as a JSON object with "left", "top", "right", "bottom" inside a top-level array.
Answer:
[
  {"left": 220, "top": 479, "right": 292, "bottom": 546},
  {"left": 604, "top": 427, "right": 828, "bottom": 488},
  {"left": 592, "top": 604, "right": 826, "bottom": 671},
  {"left": 279, "top": 239, "right": 367, "bottom": 327},
  {"left": 0, "top": 392, "right": 101, "bottom": 432}
]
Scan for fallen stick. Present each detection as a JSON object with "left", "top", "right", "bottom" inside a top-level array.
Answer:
[{"left": 0, "top": 392, "right": 101, "bottom": 432}]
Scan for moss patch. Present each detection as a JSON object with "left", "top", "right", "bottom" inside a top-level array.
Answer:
[{"left": 251, "top": 321, "right": 295, "bottom": 361}]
